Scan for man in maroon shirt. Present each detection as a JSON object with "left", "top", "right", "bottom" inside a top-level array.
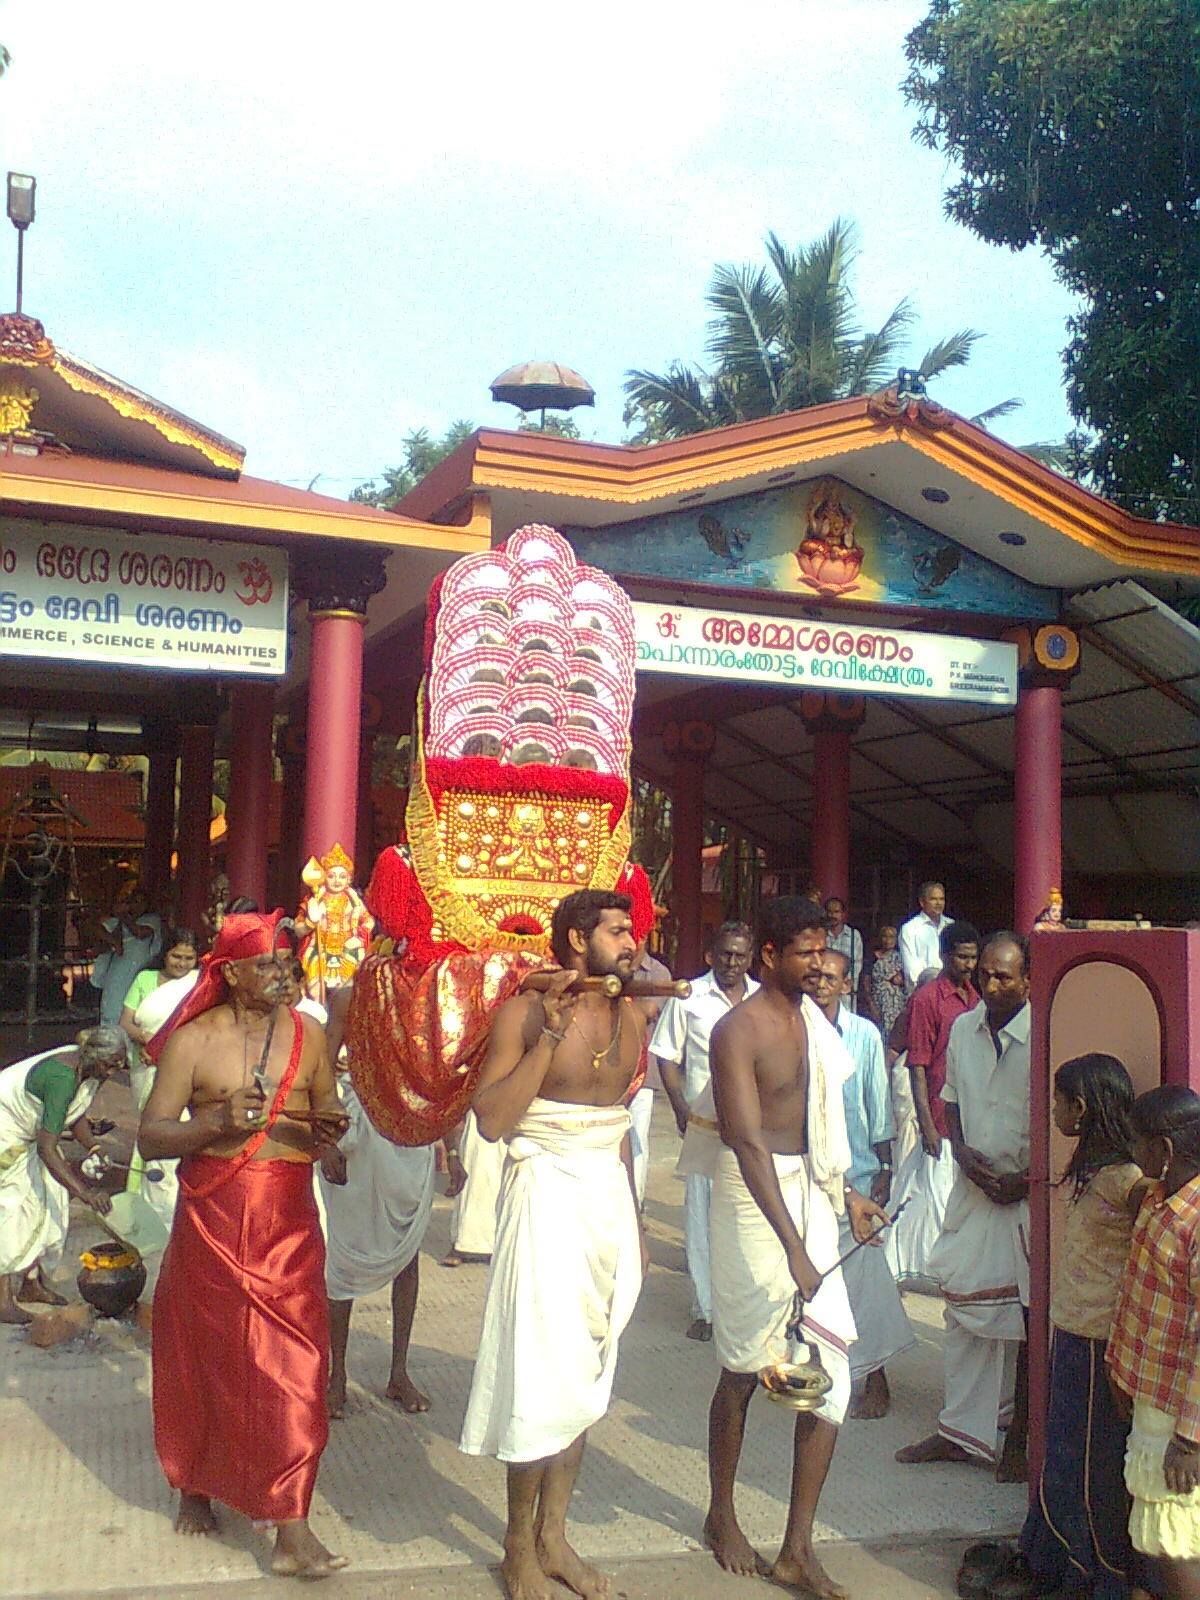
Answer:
[
  {"left": 907, "top": 922, "right": 981, "bottom": 1158},
  {"left": 884, "top": 922, "right": 979, "bottom": 1290}
]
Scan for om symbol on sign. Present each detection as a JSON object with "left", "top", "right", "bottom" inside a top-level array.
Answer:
[{"left": 235, "top": 558, "right": 274, "bottom": 606}]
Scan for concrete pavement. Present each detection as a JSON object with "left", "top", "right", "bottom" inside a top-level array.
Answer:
[{"left": 0, "top": 1091, "right": 1023, "bottom": 1597}]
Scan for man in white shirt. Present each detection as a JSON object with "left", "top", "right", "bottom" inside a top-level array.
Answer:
[
  {"left": 650, "top": 922, "right": 756, "bottom": 1341},
  {"left": 897, "top": 933, "right": 1031, "bottom": 1481},
  {"left": 813, "top": 949, "right": 914, "bottom": 1419},
  {"left": 898, "top": 882, "right": 951, "bottom": 991},
  {"left": 824, "top": 898, "right": 864, "bottom": 1012}
]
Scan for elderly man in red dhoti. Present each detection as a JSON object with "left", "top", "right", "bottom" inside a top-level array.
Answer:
[{"left": 139, "top": 911, "right": 350, "bottom": 1581}]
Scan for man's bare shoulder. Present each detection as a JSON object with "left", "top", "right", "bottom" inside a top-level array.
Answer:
[
  {"left": 711, "top": 989, "right": 771, "bottom": 1049},
  {"left": 494, "top": 989, "right": 541, "bottom": 1031},
  {"left": 171, "top": 1004, "right": 233, "bottom": 1045}
]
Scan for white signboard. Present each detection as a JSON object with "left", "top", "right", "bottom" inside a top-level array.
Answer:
[
  {"left": 0, "top": 520, "right": 288, "bottom": 675},
  {"left": 633, "top": 600, "right": 1018, "bottom": 706}
]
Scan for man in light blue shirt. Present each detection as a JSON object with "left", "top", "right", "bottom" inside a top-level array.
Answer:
[{"left": 814, "top": 948, "right": 914, "bottom": 1419}]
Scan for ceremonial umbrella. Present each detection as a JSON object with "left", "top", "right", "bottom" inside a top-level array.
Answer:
[{"left": 489, "top": 361, "right": 595, "bottom": 428}]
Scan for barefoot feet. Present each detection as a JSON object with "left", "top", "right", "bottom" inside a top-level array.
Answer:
[
  {"left": 703, "top": 1510, "right": 771, "bottom": 1578},
  {"left": 175, "top": 1493, "right": 218, "bottom": 1536},
  {"left": 848, "top": 1367, "right": 890, "bottom": 1420},
  {"left": 326, "top": 1373, "right": 347, "bottom": 1421},
  {"left": 685, "top": 1317, "right": 713, "bottom": 1342},
  {"left": 500, "top": 1538, "right": 556, "bottom": 1600},
  {"left": 271, "top": 1520, "right": 349, "bottom": 1580},
  {"left": 386, "top": 1374, "right": 431, "bottom": 1413},
  {"left": 895, "top": 1432, "right": 972, "bottom": 1465},
  {"left": 770, "top": 1546, "right": 849, "bottom": 1599},
  {"left": 536, "top": 1531, "right": 612, "bottom": 1599}
]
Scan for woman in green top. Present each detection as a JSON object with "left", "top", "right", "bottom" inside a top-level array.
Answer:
[
  {"left": 119, "top": 929, "right": 199, "bottom": 1109},
  {"left": 0, "top": 1025, "right": 128, "bottom": 1324}
]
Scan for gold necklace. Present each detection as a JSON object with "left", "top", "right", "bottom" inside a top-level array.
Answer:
[{"left": 571, "top": 1002, "right": 624, "bottom": 1071}]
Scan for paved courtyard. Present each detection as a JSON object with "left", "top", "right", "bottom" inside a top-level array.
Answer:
[{"left": 0, "top": 1090, "right": 1023, "bottom": 1597}]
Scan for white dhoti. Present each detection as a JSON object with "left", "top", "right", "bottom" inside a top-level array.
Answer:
[
  {"left": 0, "top": 1053, "right": 97, "bottom": 1277},
  {"left": 709, "top": 1146, "right": 856, "bottom": 1427},
  {"left": 127, "top": 970, "right": 199, "bottom": 1263},
  {"left": 452, "top": 1109, "right": 505, "bottom": 1256},
  {"left": 460, "top": 1098, "right": 642, "bottom": 1463},
  {"left": 685, "top": 1172, "right": 713, "bottom": 1322},
  {"left": 837, "top": 1215, "right": 914, "bottom": 1380},
  {"left": 889, "top": 1054, "right": 920, "bottom": 1172},
  {"left": 627, "top": 1086, "right": 654, "bottom": 1207},
  {"left": 320, "top": 1082, "right": 435, "bottom": 1301},
  {"left": 885, "top": 1140, "right": 956, "bottom": 1286},
  {"left": 928, "top": 1174, "right": 1028, "bottom": 1460}
]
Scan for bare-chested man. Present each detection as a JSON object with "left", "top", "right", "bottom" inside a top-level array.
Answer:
[
  {"left": 705, "top": 896, "right": 888, "bottom": 1599},
  {"left": 139, "top": 911, "right": 350, "bottom": 1581},
  {"left": 459, "top": 888, "right": 650, "bottom": 1600}
]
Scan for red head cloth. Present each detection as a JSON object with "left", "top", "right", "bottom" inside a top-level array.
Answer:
[{"left": 146, "top": 910, "right": 288, "bottom": 1063}]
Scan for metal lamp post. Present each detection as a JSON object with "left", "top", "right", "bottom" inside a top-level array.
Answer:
[{"left": 7, "top": 171, "right": 36, "bottom": 313}]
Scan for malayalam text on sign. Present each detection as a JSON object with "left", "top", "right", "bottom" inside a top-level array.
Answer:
[
  {"left": 0, "top": 520, "right": 288, "bottom": 676},
  {"left": 632, "top": 600, "right": 1018, "bottom": 706}
]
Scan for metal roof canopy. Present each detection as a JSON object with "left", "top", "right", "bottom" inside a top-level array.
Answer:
[{"left": 633, "top": 580, "right": 1200, "bottom": 880}]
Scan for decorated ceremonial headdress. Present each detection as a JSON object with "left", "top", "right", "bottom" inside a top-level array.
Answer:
[{"left": 349, "top": 525, "right": 653, "bottom": 1144}]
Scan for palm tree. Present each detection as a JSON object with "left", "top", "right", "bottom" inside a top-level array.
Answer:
[{"left": 624, "top": 219, "right": 1016, "bottom": 442}]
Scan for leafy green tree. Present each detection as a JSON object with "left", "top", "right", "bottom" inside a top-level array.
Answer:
[
  {"left": 904, "top": 0, "right": 1200, "bottom": 522},
  {"left": 352, "top": 419, "right": 476, "bottom": 508},
  {"left": 623, "top": 220, "right": 1009, "bottom": 442},
  {"left": 517, "top": 414, "right": 582, "bottom": 439}
]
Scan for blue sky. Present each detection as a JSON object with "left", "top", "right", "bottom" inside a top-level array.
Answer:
[{"left": 0, "top": 0, "right": 1077, "bottom": 494}]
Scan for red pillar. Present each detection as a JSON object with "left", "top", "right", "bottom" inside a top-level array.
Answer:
[
  {"left": 664, "top": 720, "right": 716, "bottom": 978},
  {"left": 176, "top": 720, "right": 215, "bottom": 937},
  {"left": 1013, "top": 683, "right": 1063, "bottom": 935},
  {"left": 225, "top": 681, "right": 275, "bottom": 908},
  {"left": 811, "top": 729, "right": 851, "bottom": 906},
  {"left": 800, "top": 692, "right": 864, "bottom": 907},
  {"left": 303, "top": 612, "right": 365, "bottom": 866},
  {"left": 294, "top": 545, "right": 386, "bottom": 876},
  {"left": 672, "top": 757, "right": 706, "bottom": 977},
  {"left": 142, "top": 739, "right": 177, "bottom": 912}
]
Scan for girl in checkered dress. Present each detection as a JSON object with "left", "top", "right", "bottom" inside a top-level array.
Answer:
[{"left": 1109, "top": 1086, "right": 1200, "bottom": 1599}]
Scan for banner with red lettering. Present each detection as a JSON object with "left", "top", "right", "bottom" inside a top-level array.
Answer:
[
  {"left": 632, "top": 600, "right": 1018, "bottom": 706},
  {"left": 0, "top": 519, "right": 287, "bottom": 675}
]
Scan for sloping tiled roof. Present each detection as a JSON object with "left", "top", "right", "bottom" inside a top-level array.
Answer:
[{"left": 0, "top": 764, "right": 143, "bottom": 846}]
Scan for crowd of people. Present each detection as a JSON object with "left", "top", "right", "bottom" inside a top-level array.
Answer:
[{"left": 0, "top": 876, "right": 1197, "bottom": 1600}]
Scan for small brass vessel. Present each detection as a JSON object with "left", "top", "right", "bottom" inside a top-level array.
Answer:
[{"left": 757, "top": 1290, "right": 833, "bottom": 1412}]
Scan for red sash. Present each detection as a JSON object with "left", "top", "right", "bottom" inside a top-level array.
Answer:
[{"left": 180, "top": 1008, "right": 305, "bottom": 1200}]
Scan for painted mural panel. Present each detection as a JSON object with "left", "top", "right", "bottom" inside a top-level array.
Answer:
[{"left": 566, "top": 477, "right": 1056, "bottom": 620}]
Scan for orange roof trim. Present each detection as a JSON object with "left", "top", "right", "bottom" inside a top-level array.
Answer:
[
  {"left": 0, "top": 313, "right": 245, "bottom": 474},
  {"left": 396, "top": 394, "right": 1200, "bottom": 576}
]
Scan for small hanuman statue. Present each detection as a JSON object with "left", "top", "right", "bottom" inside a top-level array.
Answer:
[{"left": 296, "top": 843, "right": 375, "bottom": 1002}]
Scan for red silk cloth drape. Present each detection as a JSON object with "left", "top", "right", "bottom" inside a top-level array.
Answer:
[
  {"left": 152, "top": 1155, "right": 328, "bottom": 1523},
  {"left": 349, "top": 947, "right": 550, "bottom": 1145}
]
